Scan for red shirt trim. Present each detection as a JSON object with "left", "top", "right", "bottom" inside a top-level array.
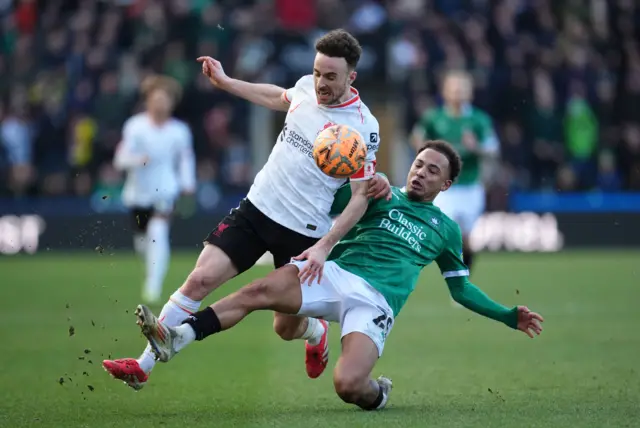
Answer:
[{"left": 320, "top": 87, "right": 360, "bottom": 109}]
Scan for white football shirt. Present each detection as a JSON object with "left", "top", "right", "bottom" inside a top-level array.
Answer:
[
  {"left": 247, "top": 75, "right": 380, "bottom": 238},
  {"left": 114, "top": 113, "right": 196, "bottom": 211}
]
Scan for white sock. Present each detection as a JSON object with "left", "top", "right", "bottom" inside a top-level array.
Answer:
[
  {"left": 173, "top": 324, "right": 196, "bottom": 352},
  {"left": 300, "top": 317, "right": 325, "bottom": 346},
  {"left": 137, "top": 290, "right": 201, "bottom": 373},
  {"left": 133, "top": 233, "right": 147, "bottom": 255},
  {"left": 143, "top": 217, "right": 170, "bottom": 302}
]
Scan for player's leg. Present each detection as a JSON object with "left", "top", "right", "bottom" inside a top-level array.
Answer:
[
  {"left": 103, "top": 244, "right": 241, "bottom": 389},
  {"left": 142, "top": 201, "right": 173, "bottom": 304},
  {"left": 130, "top": 207, "right": 153, "bottom": 256},
  {"left": 333, "top": 332, "right": 391, "bottom": 410},
  {"left": 457, "top": 184, "right": 485, "bottom": 274},
  {"left": 269, "top": 231, "right": 328, "bottom": 378},
  {"left": 136, "top": 263, "right": 332, "bottom": 361},
  {"left": 103, "top": 199, "right": 267, "bottom": 389},
  {"left": 333, "top": 279, "right": 395, "bottom": 410}
]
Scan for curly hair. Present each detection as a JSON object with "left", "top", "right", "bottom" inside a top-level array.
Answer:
[
  {"left": 418, "top": 140, "right": 462, "bottom": 182},
  {"left": 315, "top": 29, "right": 362, "bottom": 69}
]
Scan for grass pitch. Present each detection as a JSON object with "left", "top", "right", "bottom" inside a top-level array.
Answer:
[{"left": 0, "top": 250, "right": 638, "bottom": 427}]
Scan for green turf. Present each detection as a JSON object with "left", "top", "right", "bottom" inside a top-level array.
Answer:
[{"left": 1, "top": 250, "right": 639, "bottom": 427}]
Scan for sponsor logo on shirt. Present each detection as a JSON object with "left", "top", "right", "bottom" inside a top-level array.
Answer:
[
  {"left": 279, "top": 122, "right": 314, "bottom": 158},
  {"left": 379, "top": 209, "right": 428, "bottom": 252}
]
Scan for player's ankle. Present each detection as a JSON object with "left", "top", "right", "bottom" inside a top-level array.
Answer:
[
  {"left": 180, "top": 307, "right": 221, "bottom": 341},
  {"left": 358, "top": 383, "right": 387, "bottom": 411},
  {"left": 301, "top": 318, "right": 325, "bottom": 345},
  {"left": 137, "top": 350, "right": 156, "bottom": 373}
]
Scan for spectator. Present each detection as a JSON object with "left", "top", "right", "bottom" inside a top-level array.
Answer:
[
  {"left": 564, "top": 80, "right": 599, "bottom": 189},
  {"left": 0, "top": 0, "right": 638, "bottom": 201},
  {"left": 1, "top": 103, "right": 34, "bottom": 196}
]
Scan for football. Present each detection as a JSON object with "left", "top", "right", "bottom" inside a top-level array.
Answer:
[{"left": 313, "top": 124, "right": 367, "bottom": 178}]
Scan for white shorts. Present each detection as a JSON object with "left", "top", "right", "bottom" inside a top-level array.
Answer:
[
  {"left": 434, "top": 183, "right": 485, "bottom": 235},
  {"left": 289, "top": 260, "right": 394, "bottom": 356}
]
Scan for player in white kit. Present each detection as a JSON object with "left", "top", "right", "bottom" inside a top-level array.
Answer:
[
  {"left": 103, "top": 29, "right": 391, "bottom": 390},
  {"left": 113, "top": 75, "right": 196, "bottom": 305}
]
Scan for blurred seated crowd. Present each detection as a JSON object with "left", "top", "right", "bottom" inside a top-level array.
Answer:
[{"left": 0, "top": 0, "right": 639, "bottom": 203}]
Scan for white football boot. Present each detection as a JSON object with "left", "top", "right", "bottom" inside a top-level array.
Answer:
[
  {"left": 135, "top": 304, "right": 178, "bottom": 362},
  {"left": 376, "top": 376, "right": 393, "bottom": 410}
]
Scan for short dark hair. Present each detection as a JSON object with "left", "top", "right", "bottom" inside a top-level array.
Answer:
[
  {"left": 315, "top": 29, "right": 362, "bottom": 69},
  {"left": 418, "top": 140, "right": 462, "bottom": 182}
]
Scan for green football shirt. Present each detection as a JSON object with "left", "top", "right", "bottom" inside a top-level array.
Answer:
[
  {"left": 416, "top": 105, "right": 497, "bottom": 185},
  {"left": 328, "top": 186, "right": 468, "bottom": 316}
]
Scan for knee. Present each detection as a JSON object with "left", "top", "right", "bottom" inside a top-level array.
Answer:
[
  {"left": 333, "top": 370, "right": 367, "bottom": 404},
  {"left": 272, "top": 315, "right": 298, "bottom": 341},
  {"left": 181, "top": 267, "right": 220, "bottom": 300}
]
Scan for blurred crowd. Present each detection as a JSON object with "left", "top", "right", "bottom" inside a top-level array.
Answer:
[
  {"left": 397, "top": 0, "right": 640, "bottom": 192},
  {"left": 0, "top": 0, "right": 639, "bottom": 202}
]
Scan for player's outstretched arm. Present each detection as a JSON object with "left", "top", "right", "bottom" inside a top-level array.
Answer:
[
  {"left": 436, "top": 223, "right": 543, "bottom": 337},
  {"left": 197, "top": 56, "right": 289, "bottom": 112},
  {"left": 295, "top": 180, "right": 369, "bottom": 285},
  {"left": 446, "top": 277, "right": 543, "bottom": 337}
]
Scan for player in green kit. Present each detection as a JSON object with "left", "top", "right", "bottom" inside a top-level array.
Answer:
[
  {"left": 411, "top": 71, "right": 499, "bottom": 272},
  {"left": 132, "top": 140, "right": 543, "bottom": 411}
]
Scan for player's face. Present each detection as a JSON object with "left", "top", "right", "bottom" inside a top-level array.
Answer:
[
  {"left": 443, "top": 75, "right": 472, "bottom": 106},
  {"left": 406, "top": 148, "right": 452, "bottom": 201},
  {"left": 313, "top": 53, "right": 356, "bottom": 105},
  {"left": 146, "top": 88, "right": 174, "bottom": 118}
]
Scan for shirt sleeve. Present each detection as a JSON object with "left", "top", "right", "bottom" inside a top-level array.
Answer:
[
  {"left": 445, "top": 276, "right": 518, "bottom": 329},
  {"left": 436, "top": 221, "right": 517, "bottom": 329},
  {"left": 350, "top": 120, "right": 379, "bottom": 181},
  {"left": 281, "top": 87, "right": 295, "bottom": 105},
  {"left": 281, "top": 74, "right": 311, "bottom": 105},
  {"left": 434, "top": 222, "right": 469, "bottom": 280}
]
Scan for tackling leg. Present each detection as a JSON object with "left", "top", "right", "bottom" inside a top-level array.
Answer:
[
  {"left": 137, "top": 265, "right": 304, "bottom": 362},
  {"left": 103, "top": 243, "right": 239, "bottom": 388}
]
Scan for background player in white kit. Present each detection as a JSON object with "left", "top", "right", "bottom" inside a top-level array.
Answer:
[
  {"left": 103, "top": 29, "right": 391, "bottom": 390},
  {"left": 113, "top": 75, "right": 196, "bottom": 305}
]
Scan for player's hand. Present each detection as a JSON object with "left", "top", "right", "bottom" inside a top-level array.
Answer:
[
  {"left": 368, "top": 173, "right": 392, "bottom": 201},
  {"left": 516, "top": 306, "right": 544, "bottom": 338},
  {"left": 293, "top": 244, "right": 330, "bottom": 286},
  {"left": 197, "top": 56, "right": 231, "bottom": 89},
  {"left": 461, "top": 130, "right": 479, "bottom": 153}
]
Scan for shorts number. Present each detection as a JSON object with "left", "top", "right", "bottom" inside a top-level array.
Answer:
[{"left": 372, "top": 313, "right": 393, "bottom": 337}]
